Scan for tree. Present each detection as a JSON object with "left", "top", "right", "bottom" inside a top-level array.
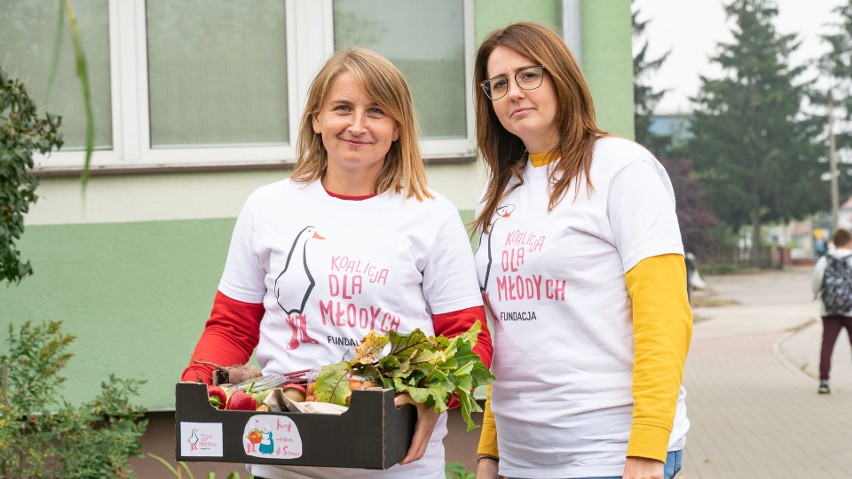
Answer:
[
  {"left": 0, "top": 68, "right": 63, "bottom": 284},
  {"left": 688, "top": 0, "right": 823, "bottom": 265},
  {"left": 658, "top": 157, "right": 717, "bottom": 259},
  {"left": 632, "top": 2, "right": 716, "bottom": 259},
  {"left": 816, "top": 0, "right": 852, "bottom": 206},
  {"left": 631, "top": 3, "right": 672, "bottom": 156}
]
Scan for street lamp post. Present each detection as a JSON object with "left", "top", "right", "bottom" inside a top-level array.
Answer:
[{"left": 829, "top": 90, "right": 839, "bottom": 229}]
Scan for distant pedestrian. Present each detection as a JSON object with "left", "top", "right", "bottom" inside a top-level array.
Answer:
[
  {"left": 811, "top": 227, "right": 852, "bottom": 394},
  {"left": 814, "top": 237, "right": 828, "bottom": 259}
]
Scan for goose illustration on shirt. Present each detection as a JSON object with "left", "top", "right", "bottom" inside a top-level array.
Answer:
[
  {"left": 274, "top": 226, "right": 325, "bottom": 314},
  {"left": 478, "top": 204, "right": 515, "bottom": 291}
]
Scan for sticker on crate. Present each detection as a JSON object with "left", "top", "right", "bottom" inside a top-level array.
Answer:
[
  {"left": 180, "top": 422, "right": 224, "bottom": 457},
  {"left": 243, "top": 415, "right": 303, "bottom": 459}
]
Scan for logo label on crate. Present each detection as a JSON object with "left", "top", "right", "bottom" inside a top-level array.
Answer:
[
  {"left": 243, "top": 415, "right": 303, "bottom": 459},
  {"left": 180, "top": 422, "right": 224, "bottom": 457}
]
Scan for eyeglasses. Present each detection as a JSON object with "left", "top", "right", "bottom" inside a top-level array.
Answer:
[{"left": 480, "top": 65, "right": 545, "bottom": 100}]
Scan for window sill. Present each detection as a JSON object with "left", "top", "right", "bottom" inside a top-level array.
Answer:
[{"left": 30, "top": 154, "right": 476, "bottom": 178}]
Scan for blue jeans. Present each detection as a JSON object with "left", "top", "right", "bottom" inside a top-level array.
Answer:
[
  {"left": 580, "top": 450, "right": 683, "bottom": 479},
  {"left": 509, "top": 450, "right": 683, "bottom": 479}
]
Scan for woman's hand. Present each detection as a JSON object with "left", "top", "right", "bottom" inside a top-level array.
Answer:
[
  {"left": 622, "top": 456, "right": 664, "bottom": 479},
  {"left": 475, "top": 455, "right": 501, "bottom": 479},
  {"left": 394, "top": 393, "right": 440, "bottom": 464}
]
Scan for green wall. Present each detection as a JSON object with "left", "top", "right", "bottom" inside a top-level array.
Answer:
[
  {"left": 0, "top": 219, "right": 234, "bottom": 408},
  {"left": 474, "top": 0, "right": 634, "bottom": 137},
  {"left": 474, "top": 0, "right": 561, "bottom": 43},
  {"left": 582, "top": 0, "right": 635, "bottom": 138}
]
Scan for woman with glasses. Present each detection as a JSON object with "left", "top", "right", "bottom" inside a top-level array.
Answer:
[
  {"left": 181, "top": 47, "right": 492, "bottom": 479},
  {"left": 471, "top": 22, "right": 691, "bottom": 479}
]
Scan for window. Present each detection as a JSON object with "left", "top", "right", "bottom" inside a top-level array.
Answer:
[
  {"left": 146, "top": 1, "right": 289, "bottom": 148},
  {"left": 0, "top": 0, "right": 474, "bottom": 172},
  {"left": 334, "top": 0, "right": 467, "bottom": 140},
  {"left": 0, "top": 0, "right": 112, "bottom": 150}
]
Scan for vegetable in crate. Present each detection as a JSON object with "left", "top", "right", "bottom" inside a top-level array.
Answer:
[
  {"left": 282, "top": 384, "right": 307, "bottom": 402},
  {"left": 192, "top": 359, "right": 262, "bottom": 386},
  {"left": 225, "top": 390, "right": 258, "bottom": 411},
  {"left": 207, "top": 385, "right": 228, "bottom": 410},
  {"left": 314, "top": 320, "right": 494, "bottom": 430}
]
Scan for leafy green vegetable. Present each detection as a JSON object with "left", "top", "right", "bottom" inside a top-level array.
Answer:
[
  {"left": 315, "top": 361, "right": 353, "bottom": 406},
  {"left": 315, "top": 321, "right": 494, "bottom": 430}
]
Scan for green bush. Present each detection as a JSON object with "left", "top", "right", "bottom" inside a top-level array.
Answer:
[
  {"left": 445, "top": 461, "right": 475, "bottom": 479},
  {"left": 0, "top": 67, "right": 63, "bottom": 284},
  {"left": 0, "top": 321, "right": 148, "bottom": 478}
]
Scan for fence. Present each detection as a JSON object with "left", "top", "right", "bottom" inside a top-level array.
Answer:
[{"left": 695, "top": 245, "right": 791, "bottom": 270}]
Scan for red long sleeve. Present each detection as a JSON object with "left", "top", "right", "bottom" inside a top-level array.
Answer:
[
  {"left": 181, "top": 291, "right": 265, "bottom": 384},
  {"left": 432, "top": 305, "right": 493, "bottom": 368}
]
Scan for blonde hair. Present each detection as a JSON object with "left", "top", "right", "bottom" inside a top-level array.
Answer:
[
  {"left": 472, "top": 22, "right": 606, "bottom": 234},
  {"left": 291, "top": 48, "right": 431, "bottom": 200}
]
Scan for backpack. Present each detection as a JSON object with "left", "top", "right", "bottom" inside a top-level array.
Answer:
[{"left": 821, "top": 254, "right": 852, "bottom": 315}]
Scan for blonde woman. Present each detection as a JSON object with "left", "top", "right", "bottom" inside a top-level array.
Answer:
[{"left": 182, "top": 48, "right": 492, "bottom": 479}]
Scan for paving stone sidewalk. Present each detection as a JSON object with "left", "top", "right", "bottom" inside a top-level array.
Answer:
[{"left": 677, "top": 267, "right": 852, "bottom": 478}]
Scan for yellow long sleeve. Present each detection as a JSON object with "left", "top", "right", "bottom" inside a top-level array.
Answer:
[
  {"left": 624, "top": 253, "right": 692, "bottom": 461},
  {"left": 476, "top": 384, "right": 499, "bottom": 458}
]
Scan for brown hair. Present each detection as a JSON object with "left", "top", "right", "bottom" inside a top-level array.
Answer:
[
  {"left": 472, "top": 22, "right": 605, "bottom": 234},
  {"left": 291, "top": 48, "right": 431, "bottom": 200},
  {"left": 833, "top": 228, "right": 852, "bottom": 248}
]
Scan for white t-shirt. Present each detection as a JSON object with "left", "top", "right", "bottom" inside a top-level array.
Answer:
[
  {"left": 474, "top": 137, "right": 689, "bottom": 478},
  {"left": 220, "top": 178, "right": 482, "bottom": 479}
]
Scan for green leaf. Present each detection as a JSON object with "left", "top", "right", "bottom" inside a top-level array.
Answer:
[
  {"left": 315, "top": 361, "right": 353, "bottom": 406},
  {"left": 311, "top": 321, "right": 494, "bottom": 429},
  {"left": 0, "top": 66, "right": 62, "bottom": 284},
  {"left": 62, "top": 0, "right": 94, "bottom": 188},
  {"left": 353, "top": 363, "right": 388, "bottom": 388},
  {"left": 458, "top": 319, "right": 482, "bottom": 345},
  {"left": 456, "top": 387, "right": 484, "bottom": 431},
  {"left": 45, "top": 0, "right": 66, "bottom": 104},
  {"left": 353, "top": 331, "right": 388, "bottom": 364},
  {"left": 144, "top": 454, "right": 179, "bottom": 475}
]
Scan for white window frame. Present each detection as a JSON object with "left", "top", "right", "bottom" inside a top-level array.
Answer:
[{"left": 34, "top": 0, "right": 476, "bottom": 174}]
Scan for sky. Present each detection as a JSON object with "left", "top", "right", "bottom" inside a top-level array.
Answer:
[{"left": 632, "top": 0, "right": 846, "bottom": 114}]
